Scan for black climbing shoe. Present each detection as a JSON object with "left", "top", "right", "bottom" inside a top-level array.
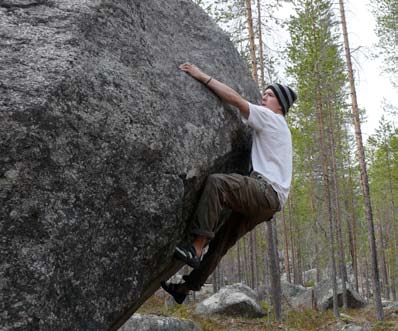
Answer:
[
  {"left": 174, "top": 243, "right": 202, "bottom": 269},
  {"left": 160, "top": 281, "right": 188, "bottom": 305}
]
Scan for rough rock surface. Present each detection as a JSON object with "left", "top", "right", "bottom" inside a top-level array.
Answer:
[
  {"left": 314, "top": 279, "right": 366, "bottom": 310},
  {"left": 0, "top": 1, "right": 259, "bottom": 330},
  {"left": 194, "top": 283, "right": 265, "bottom": 318},
  {"left": 278, "top": 278, "right": 367, "bottom": 310},
  {"left": 281, "top": 280, "right": 308, "bottom": 298},
  {"left": 382, "top": 300, "right": 398, "bottom": 309},
  {"left": 291, "top": 288, "right": 314, "bottom": 309},
  {"left": 119, "top": 314, "right": 200, "bottom": 331},
  {"left": 279, "top": 280, "right": 313, "bottom": 309},
  {"left": 255, "top": 280, "right": 307, "bottom": 302},
  {"left": 338, "top": 323, "right": 366, "bottom": 331}
]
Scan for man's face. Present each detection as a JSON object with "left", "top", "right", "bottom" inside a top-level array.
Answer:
[{"left": 262, "top": 89, "right": 283, "bottom": 114}]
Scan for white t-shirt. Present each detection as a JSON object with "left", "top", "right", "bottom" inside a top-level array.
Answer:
[{"left": 243, "top": 103, "right": 292, "bottom": 207}]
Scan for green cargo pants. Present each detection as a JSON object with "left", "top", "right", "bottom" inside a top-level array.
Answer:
[{"left": 183, "top": 171, "right": 280, "bottom": 291}]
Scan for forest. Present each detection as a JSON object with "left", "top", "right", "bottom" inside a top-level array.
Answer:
[{"left": 185, "top": 0, "right": 398, "bottom": 324}]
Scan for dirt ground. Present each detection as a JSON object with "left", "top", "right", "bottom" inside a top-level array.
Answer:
[{"left": 134, "top": 292, "right": 398, "bottom": 331}]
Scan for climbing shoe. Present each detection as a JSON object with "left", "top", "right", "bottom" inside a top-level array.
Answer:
[
  {"left": 160, "top": 281, "right": 187, "bottom": 305},
  {"left": 174, "top": 243, "right": 202, "bottom": 269}
]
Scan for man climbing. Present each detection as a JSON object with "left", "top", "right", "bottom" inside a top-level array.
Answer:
[{"left": 161, "top": 63, "right": 297, "bottom": 304}]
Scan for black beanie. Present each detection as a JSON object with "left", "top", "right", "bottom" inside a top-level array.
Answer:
[{"left": 265, "top": 83, "right": 297, "bottom": 115}]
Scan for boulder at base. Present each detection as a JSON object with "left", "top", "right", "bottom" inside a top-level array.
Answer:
[
  {"left": 281, "top": 279, "right": 308, "bottom": 298},
  {"left": 194, "top": 283, "right": 265, "bottom": 318},
  {"left": 119, "top": 314, "right": 200, "bottom": 331},
  {"left": 279, "top": 280, "right": 314, "bottom": 309},
  {"left": 282, "top": 279, "right": 366, "bottom": 310},
  {"left": 314, "top": 279, "right": 366, "bottom": 310},
  {"left": 0, "top": 0, "right": 259, "bottom": 330}
]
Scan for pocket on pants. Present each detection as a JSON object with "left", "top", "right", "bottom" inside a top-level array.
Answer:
[
  {"left": 251, "top": 178, "right": 280, "bottom": 216},
  {"left": 264, "top": 183, "right": 280, "bottom": 212}
]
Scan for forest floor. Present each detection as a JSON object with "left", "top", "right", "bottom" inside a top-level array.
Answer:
[{"left": 137, "top": 293, "right": 398, "bottom": 331}]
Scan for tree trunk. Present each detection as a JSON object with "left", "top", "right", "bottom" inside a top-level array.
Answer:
[
  {"left": 385, "top": 140, "right": 398, "bottom": 301},
  {"left": 377, "top": 209, "right": 390, "bottom": 299},
  {"left": 267, "top": 220, "right": 282, "bottom": 320},
  {"left": 296, "top": 229, "right": 303, "bottom": 285},
  {"left": 256, "top": 0, "right": 265, "bottom": 90},
  {"left": 309, "top": 170, "right": 322, "bottom": 283},
  {"left": 315, "top": 81, "right": 339, "bottom": 317},
  {"left": 263, "top": 225, "right": 270, "bottom": 290},
  {"left": 255, "top": 227, "right": 261, "bottom": 286},
  {"left": 338, "top": 0, "right": 384, "bottom": 320},
  {"left": 359, "top": 259, "right": 365, "bottom": 297},
  {"left": 282, "top": 209, "right": 292, "bottom": 283},
  {"left": 213, "top": 265, "right": 219, "bottom": 293},
  {"left": 250, "top": 229, "right": 256, "bottom": 288},
  {"left": 327, "top": 98, "right": 348, "bottom": 308},
  {"left": 245, "top": 0, "right": 258, "bottom": 83},
  {"left": 237, "top": 238, "right": 242, "bottom": 282},
  {"left": 288, "top": 196, "right": 298, "bottom": 284},
  {"left": 347, "top": 150, "right": 359, "bottom": 292},
  {"left": 365, "top": 257, "right": 370, "bottom": 300},
  {"left": 391, "top": 276, "right": 397, "bottom": 301},
  {"left": 243, "top": 235, "right": 250, "bottom": 285}
]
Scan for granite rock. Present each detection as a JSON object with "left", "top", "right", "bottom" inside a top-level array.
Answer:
[
  {"left": 0, "top": 0, "right": 258, "bottom": 330},
  {"left": 119, "top": 314, "right": 200, "bottom": 331},
  {"left": 194, "top": 283, "right": 265, "bottom": 318}
]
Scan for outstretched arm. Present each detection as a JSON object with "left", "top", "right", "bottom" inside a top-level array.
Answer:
[{"left": 179, "top": 63, "right": 250, "bottom": 119}]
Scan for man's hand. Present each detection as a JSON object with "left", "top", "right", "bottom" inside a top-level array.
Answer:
[{"left": 179, "top": 63, "right": 209, "bottom": 83}]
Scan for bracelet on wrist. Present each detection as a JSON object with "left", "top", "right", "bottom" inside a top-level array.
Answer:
[{"left": 205, "top": 76, "right": 212, "bottom": 85}]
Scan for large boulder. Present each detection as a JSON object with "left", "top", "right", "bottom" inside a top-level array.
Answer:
[
  {"left": 119, "top": 314, "right": 200, "bottom": 331},
  {"left": 338, "top": 323, "right": 365, "bottom": 331},
  {"left": 194, "top": 283, "right": 265, "bottom": 318},
  {"left": 0, "top": 1, "right": 259, "bottom": 330},
  {"left": 256, "top": 280, "right": 308, "bottom": 303},
  {"left": 382, "top": 300, "right": 398, "bottom": 309},
  {"left": 314, "top": 279, "right": 366, "bottom": 310},
  {"left": 279, "top": 280, "right": 313, "bottom": 309},
  {"left": 283, "top": 278, "right": 366, "bottom": 310},
  {"left": 281, "top": 280, "right": 308, "bottom": 298}
]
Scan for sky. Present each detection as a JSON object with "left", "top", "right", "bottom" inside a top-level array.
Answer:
[{"left": 344, "top": 0, "right": 398, "bottom": 138}]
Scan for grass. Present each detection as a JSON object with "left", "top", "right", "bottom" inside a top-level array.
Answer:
[
  {"left": 283, "top": 309, "right": 335, "bottom": 330},
  {"left": 136, "top": 292, "right": 398, "bottom": 331}
]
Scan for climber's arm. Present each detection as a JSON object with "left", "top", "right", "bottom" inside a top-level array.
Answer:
[{"left": 179, "top": 63, "right": 250, "bottom": 119}]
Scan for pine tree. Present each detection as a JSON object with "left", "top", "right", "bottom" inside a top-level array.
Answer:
[
  {"left": 368, "top": 113, "right": 398, "bottom": 301},
  {"left": 287, "top": 0, "right": 349, "bottom": 316},
  {"left": 372, "top": 0, "right": 398, "bottom": 87},
  {"left": 338, "top": 0, "right": 384, "bottom": 320}
]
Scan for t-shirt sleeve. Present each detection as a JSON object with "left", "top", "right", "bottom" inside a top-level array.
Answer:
[{"left": 244, "top": 102, "right": 273, "bottom": 131}]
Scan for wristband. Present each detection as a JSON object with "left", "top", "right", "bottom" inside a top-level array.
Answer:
[{"left": 205, "top": 76, "right": 212, "bottom": 85}]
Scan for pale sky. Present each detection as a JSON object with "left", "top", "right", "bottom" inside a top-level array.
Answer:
[{"left": 337, "top": 0, "right": 398, "bottom": 138}]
